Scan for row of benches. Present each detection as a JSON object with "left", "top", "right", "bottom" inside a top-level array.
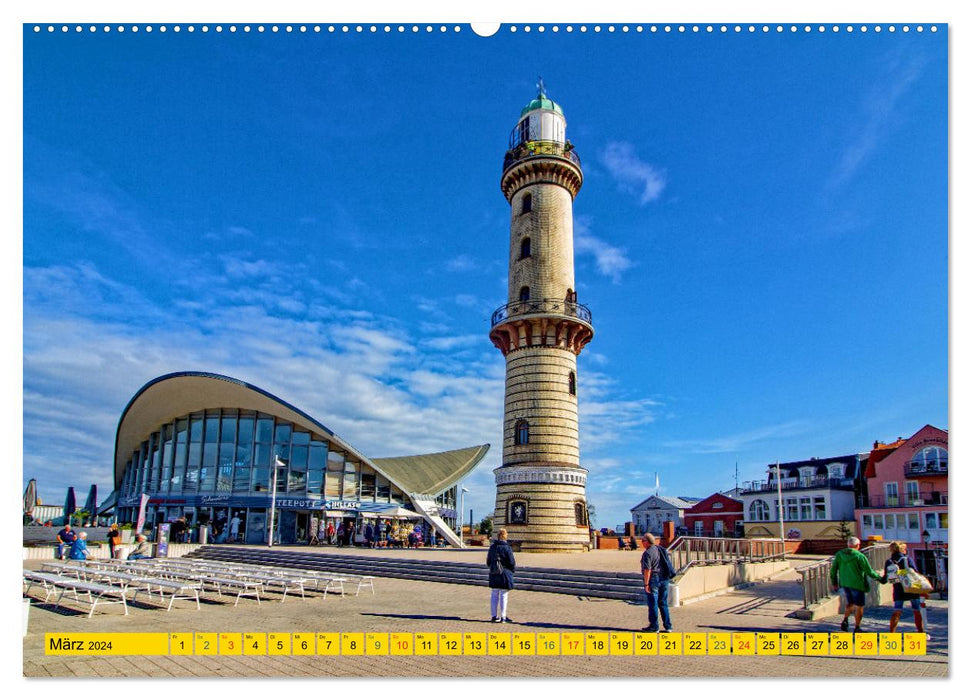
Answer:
[{"left": 24, "top": 558, "right": 375, "bottom": 617}]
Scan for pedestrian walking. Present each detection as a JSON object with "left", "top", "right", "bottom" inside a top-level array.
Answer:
[
  {"left": 830, "top": 536, "right": 887, "bottom": 633},
  {"left": 364, "top": 522, "right": 374, "bottom": 548},
  {"left": 884, "top": 542, "right": 925, "bottom": 633},
  {"left": 107, "top": 523, "right": 122, "bottom": 558},
  {"left": 229, "top": 513, "right": 241, "bottom": 543},
  {"left": 639, "top": 533, "right": 675, "bottom": 632},
  {"left": 487, "top": 528, "right": 516, "bottom": 623}
]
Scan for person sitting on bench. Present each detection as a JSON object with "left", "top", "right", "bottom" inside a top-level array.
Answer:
[{"left": 127, "top": 534, "right": 152, "bottom": 560}]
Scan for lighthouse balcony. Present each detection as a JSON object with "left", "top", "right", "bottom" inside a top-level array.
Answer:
[
  {"left": 491, "top": 298, "right": 592, "bottom": 328},
  {"left": 502, "top": 140, "right": 581, "bottom": 173}
]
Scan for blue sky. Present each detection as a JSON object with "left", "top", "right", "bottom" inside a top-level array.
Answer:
[{"left": 22, "top": 23, "right": 947, "bottom": 529}]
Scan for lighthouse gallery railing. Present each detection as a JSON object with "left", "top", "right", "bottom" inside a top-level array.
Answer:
[{"left": 491, "top": 298, "right": 592, "bottom": 328}]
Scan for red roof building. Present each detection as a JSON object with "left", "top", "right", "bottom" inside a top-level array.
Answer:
[{"left": 683, "top": 492, "right": 744, "bottom": 538}]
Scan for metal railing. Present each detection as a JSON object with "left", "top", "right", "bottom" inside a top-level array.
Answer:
[
  {"left": 490, "top": 298, "right": 592, "bottom": 328},
  {"left": 503, "top": 140, "right": 581, "bottom": 172},
  {"left": 741, "top": 477, "right": 855, "bottom": 493},
  {"left": 666, "top": 536, "right": 788, "bottom": 574},
  {"left": 797, "top": 543, "right": 891, "bottom": 609},
  {"left": 904, "top": 461, "right": 948, "bottom": 477},
  {"left": 862, "top": 492, "right": 947, "bottom": 508}
]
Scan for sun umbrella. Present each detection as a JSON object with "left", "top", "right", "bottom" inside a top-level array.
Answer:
[
  {"left": 64, "top": 487, "right": 76, "bottom": 525},
  {"left": 379, "top": 506, "right": 422, "bottom": 519},
  {"left": 23, "top": 479, "right": 37, "bottom": 516},
  {"left": 83, "top": 484, "right": 98, "bottom": 521}
]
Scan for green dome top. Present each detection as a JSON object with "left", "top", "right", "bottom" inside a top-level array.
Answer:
[
  {"left": 520, "top": 79, "right": 564, "bottom": 117},
  {"left": 520, "top": 95, "right": 564, "bottom": 118}
]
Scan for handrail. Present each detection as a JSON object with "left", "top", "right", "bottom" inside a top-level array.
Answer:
[
  {"left": 665, "top": 536, "right": 787, "bottom": 574},
  {"left": 797, "top": 543, "right": 891, "bottom": 609},
  {"left": 491, "top": 298, "right": 592, "bottom": 327}
]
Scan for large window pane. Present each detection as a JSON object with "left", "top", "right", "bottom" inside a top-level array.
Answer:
[
  {"left": 205, "top": 416, "right": 220, "bottom": 443},
  {"left": 184, "top": 465, "right": 199, "bottom": 492},
  {"left": 233, "top": 467, "right": 251, "bottom": 492},
  {"left": 290, "top": 446, "right": 308, "bottom": 469},
  {"left": 200, "top": 465, "right": 215, "bottom": 492},
  {"left": 254, "top": 443, "right": 272, "bottom": 468},
  {"left": 307, "top": 469, "right": 324, "bottom": 494},
  {"left": 217, "top": 465, "right": 233, "bottom": 492},
  {"left": 252, "top": 467, "right": 270, "bottom": 493},
  {"left": 256, "top": 417, "right": 274, "bottom": 443},
  {"left": 343, "top": 462, "right": 359, "bottom": 499},
  {"left": 309, "top": 443, "right": 327, "bottom": 469},
  {"left": 237, "top": 416, "right": 255, "bottom": 445},
  {"left": 325, "top": 450, "right": 344, "bottom": 498}
]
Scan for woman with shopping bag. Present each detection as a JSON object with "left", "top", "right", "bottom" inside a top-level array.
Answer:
[{"left": 884, "top": 542, "right": 929, "bottom": 633}]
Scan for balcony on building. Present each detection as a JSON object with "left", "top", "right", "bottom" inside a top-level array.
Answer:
[
  {"left": 740, "top": 476, "right": 855, "bottom": 494},
  {"left": 904, "top": 458, "right": 948, "bottom": 478},
  {"left": 490, "top": 297, "right": 593, "bottom": 330},
  {"left": 861, "top": 492, "right": 948, "bottom": 509},
  {"left": 502, "top": 140, "right": 581, "bottom": 174}
]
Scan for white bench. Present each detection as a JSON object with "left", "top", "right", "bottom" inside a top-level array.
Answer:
[{"left": 27, "top": 573, "right": 130, "bottom": 618}]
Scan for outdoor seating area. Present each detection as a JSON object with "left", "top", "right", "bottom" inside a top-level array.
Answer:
[{"left": 24, "top": 556, "right": 378, "bottom": 617}]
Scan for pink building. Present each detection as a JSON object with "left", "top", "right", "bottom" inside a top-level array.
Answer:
[{"left": 857, "top": 424, "right": 948, "bottom": 588}]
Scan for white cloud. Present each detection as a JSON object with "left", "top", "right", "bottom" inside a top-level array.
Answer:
[
  {"left": 827, "top": 53, "right": 925, "bottom": 190},
  {"left": 599, "top": 141, "right": 667, "bottom": 204},
  {"left": 574, "top": 217, "right": 634, "bottom": 284},
  {"left": 661, "top": 420, "right": 813, "bottom": 455},
  {"left": 446, "top": 255, "right": 476, "bottom": 273}
]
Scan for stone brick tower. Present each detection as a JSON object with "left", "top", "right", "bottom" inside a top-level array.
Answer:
[{"left": 489, "top": 83, "right": 594, "bottom": 552}]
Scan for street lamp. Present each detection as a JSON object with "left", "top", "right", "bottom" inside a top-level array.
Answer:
[
  {"left": 268, "top": 455, "right": 287, "bottom": 548},
  {"left": 459, "top": 486, "right": 470, "bottom": 547}
]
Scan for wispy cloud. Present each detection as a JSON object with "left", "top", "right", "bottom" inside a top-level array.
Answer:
[
  {"left": 827, "top": 52, "right": 926, "bottom": 190},
  {"left": 599, "top": 141, "right": 667, "bottom": 204},
  {"left": 660, "top": 420, "right": 813, "bottom": 455},
  {"left": 574, "top": 217, "right": 634, "bottom": 283},
  {"left": 446, "top": 255, "right": 476, "bottom": 273}
]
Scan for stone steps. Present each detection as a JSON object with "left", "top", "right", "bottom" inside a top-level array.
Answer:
[{"left": 185, "top": 546, "right": 645, "bottom": 602}]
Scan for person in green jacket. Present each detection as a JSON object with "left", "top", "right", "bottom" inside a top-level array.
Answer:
[{"left": 830, "top": 536, "right": 887, "bottom": 633}]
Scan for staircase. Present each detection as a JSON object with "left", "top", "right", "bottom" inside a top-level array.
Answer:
[
  {"left": 408, "top": 494, "right": 463, "bottom": 549},
  {"left": 184, "top": 545, "right": 645, "bottom": 601}
]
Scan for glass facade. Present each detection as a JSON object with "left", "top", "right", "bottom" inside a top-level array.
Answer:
[{"left": 116, "top": 408, "right": 434, "bottom": 525}]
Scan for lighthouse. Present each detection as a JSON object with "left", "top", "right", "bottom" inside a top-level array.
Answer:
[{"left": 489, "top": 82, "right": 594, "bottom": 552}]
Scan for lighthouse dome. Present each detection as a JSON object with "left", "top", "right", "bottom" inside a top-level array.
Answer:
[
  {"left": 520, "top": 94, "right": 564, "bottom": 118},
  {"left": 509, "top": 81, "right": 568, "bottom": 149}
]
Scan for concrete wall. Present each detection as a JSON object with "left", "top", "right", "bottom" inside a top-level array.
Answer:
[{"left": 672, "top": 560, "right": 792, "bottom": 605}]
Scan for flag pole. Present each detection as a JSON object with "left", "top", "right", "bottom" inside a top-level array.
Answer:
[{"left": 775, "top": 461, "right": 786, "bottom": 559}]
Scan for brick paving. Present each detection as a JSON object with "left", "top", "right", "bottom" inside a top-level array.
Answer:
[{"left": 21, "top": 546, "right": 948, "bottom": 678}]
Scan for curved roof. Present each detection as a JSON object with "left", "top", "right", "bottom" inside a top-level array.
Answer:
[
  {"left": 372, "top": 444, "right": 491, "bottom": 496},
  {"left": 520, "top": 94, "right": 564, "bottom": 118},
  {"left": 114, "top": 371, "right": 489, "bottom": 496}
]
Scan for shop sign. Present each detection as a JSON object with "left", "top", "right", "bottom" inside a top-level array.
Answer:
[
  {"left": 324, "top": 500, "right": 361, "bottom": 511},
  {"left": 275, "top": 498, "right": 325, "bottom": 510}
]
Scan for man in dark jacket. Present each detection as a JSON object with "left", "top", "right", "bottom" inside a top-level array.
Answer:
[
  {"left": 640, "top": 533, "right": 673, "bottom": 632},
  {"left": 487, "top": 528, "right": 516, "bottom": 623}
]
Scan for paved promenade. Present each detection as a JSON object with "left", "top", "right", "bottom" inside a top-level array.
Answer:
[{"left": 22, "top": 545, "right": 949, "bottom": 678}]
